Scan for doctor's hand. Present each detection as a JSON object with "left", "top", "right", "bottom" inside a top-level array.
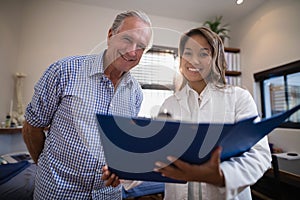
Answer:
[
  {"left": 154, "top": 146, "right": 225, "bottom": 187},
  {"left": 101, "top": 165, "right": 121, "bottom": 187}
]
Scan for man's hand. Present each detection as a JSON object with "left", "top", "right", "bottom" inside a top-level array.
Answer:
[{"left": 102, "top": 165, "right": 121, "bottom": 187}]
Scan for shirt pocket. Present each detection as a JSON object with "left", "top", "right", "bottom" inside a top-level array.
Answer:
[{"left": 59, "top": 84, "right": 97, "bottom": 128}]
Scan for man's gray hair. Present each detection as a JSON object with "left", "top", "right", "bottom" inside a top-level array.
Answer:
[{"left": 111, "top": 10, "right": 152, "bottom": 33}]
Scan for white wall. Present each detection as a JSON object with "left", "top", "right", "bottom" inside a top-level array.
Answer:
[
  {"left": 229, "top": 0, "right": 300, "bottom": 152},
  {"left": 230, "top": 0, "right": 300, "bottom": 93},
  {"left": 0, "top": 0, "right": 23, "bottom": 121}
]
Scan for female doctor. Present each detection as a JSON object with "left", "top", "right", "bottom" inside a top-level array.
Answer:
[{"left": 154, "top": 27, "right": 272, "bottom": 200}]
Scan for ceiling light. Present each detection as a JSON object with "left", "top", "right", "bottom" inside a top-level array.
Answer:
[{"left": 236, "top": 0, "right": 244, "bottom": 5}]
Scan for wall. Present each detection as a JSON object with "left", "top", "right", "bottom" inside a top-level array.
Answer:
[
  {"left": 0, "top": 0, "right": 23, "bottom": 121},
  {"left": 230, "top": 0, "right": 300, "bottom": 152},
  {"left": 230, "top": 0, "right": 300, "bottom": 93}
]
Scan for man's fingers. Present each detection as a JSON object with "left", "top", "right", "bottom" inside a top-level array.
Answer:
[
  {"left": 111, "top": 176, "right": 120, "bottom": 187},
  {"left": 105, "top": 173, "right": 116, "bottom": 186},
  {"left": 101, "top": 167, "right": 111, "bottom": 180}
]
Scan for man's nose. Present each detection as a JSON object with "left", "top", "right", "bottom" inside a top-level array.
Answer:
[
  {"left": 126, "top": 50, "right": 137, "bottom": 57},
  {"left": 126, "top": 44, "right": 138, "bottom": 57}
]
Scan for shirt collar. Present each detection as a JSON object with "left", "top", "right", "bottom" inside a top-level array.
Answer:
[
  {"left": 89, "top": 51, "right": 105, "bottom": 76},
  {"left": 177, "top": 82, "right": 214, "bottom": 100}
]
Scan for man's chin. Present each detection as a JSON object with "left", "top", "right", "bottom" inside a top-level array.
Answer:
[{"left": 122, "top": 61, "right": 138, "bottom": 70}]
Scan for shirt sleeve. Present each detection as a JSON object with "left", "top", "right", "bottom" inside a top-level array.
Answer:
[
  {"left": 134, "top": 85, "right": 143, "bottom": 116},
  {"left": 25, "top": 62, "right": 62, "bottom": 127},
  {"left": 220, "top": 87, "right": 272, "bottom": 200}
]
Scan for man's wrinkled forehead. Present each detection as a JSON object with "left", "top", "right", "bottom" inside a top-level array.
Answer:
[
  {"left": 116, "top": 17, "right": 152, "bottom": 41},
  {"left": 121, "top": 27, "right": 151, "bottom": 41}
]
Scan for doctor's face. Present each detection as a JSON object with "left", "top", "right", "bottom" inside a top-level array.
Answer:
[
  {"left": 106, "top": 16, "right": 152, "bottom": 73},
  {"left": 180, "top": 34, "right": 212, "bottom": 84}
]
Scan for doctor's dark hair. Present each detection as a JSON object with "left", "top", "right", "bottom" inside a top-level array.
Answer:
[{"left": 178, "top": 26, "right": 227, "bottom": 88}]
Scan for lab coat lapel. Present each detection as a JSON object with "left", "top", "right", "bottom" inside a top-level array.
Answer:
[
  {"left": 199, "top": 83, "right": 213, "bottom": 110},
  {"left": 175, "top": 86, "right": 193, "bottom": 119}
]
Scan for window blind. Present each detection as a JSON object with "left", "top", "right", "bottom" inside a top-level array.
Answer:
[
  {"left": 131, "top": 46, "right": 179, "bottom": 90},
  {"left": 131, "top": 46, "right": 179, "bottom": 117}
]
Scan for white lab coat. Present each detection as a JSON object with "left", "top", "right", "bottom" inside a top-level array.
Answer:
[{"left": 159, "top": 83, "right": 271, "bottom": 200}]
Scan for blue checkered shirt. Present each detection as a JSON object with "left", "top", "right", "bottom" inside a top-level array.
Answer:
[{"left": 25, "top": 51, "right": 143, "bottom": 199}]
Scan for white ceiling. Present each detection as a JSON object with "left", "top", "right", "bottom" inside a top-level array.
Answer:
[{"left": 62, "top": 0, "right": 267, "bottom": 23}]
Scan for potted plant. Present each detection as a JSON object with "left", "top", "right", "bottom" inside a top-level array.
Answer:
[{"left": 203, "top": 16, "right": 230, "bottom": 42}]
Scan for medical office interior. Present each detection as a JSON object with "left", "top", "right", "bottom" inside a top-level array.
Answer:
[{"left": 0, "top": 0, "right": 299, "bottom": 199}]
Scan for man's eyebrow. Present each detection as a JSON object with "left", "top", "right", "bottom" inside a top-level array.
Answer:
[{"left": 122, "top": 33, "right": 132, "bottom": 39}]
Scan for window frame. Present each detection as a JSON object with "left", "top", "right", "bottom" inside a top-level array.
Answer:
[{"left": 254, "top": 60, "right": 300, "bottom": 129}]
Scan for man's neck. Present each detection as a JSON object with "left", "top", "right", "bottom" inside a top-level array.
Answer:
[{"left": 104, "top": 66, "right": 124, "bottom": 88}]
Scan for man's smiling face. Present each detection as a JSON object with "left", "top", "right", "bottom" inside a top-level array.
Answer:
[{"left": 106, "top": 16, "right": 152, "bottom": 73}]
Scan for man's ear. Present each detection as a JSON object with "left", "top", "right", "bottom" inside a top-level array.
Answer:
[
  {"left": 107, "top": 29, "right": 113, "bottom": 45},
  {"left": 108, "top": 29, "right": 113, "bottom": 38}
]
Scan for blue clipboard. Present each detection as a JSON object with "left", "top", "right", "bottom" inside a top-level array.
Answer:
[{"left": 96, "top": 104, "right": 300, "bottom": 183}]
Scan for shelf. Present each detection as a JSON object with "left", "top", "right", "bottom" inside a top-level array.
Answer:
[
  {"left": 224, "top": 47, "right": 240, "bottom": 53},
  {"left": 225, "top": 70, "right": 241, "bottom": 77},
  {"left": 0, "top": 128, "right": 22, "bottom": 134},
  {"left": 141, "top": 83, "right": 174, "bottom": 90},
  {"left": 0, "top": 127, "right": 49, "bottom": 134},
  {"left": 224, "top": 47, "right": 241, "bottom": 80}
]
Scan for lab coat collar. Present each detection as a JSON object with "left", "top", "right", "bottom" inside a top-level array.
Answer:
[
  {"left": 175, "top": 82, "right": 215, "bottom": 101},
  {"left": 174, "top": 83, "right": 216, "bottom": 113}
]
